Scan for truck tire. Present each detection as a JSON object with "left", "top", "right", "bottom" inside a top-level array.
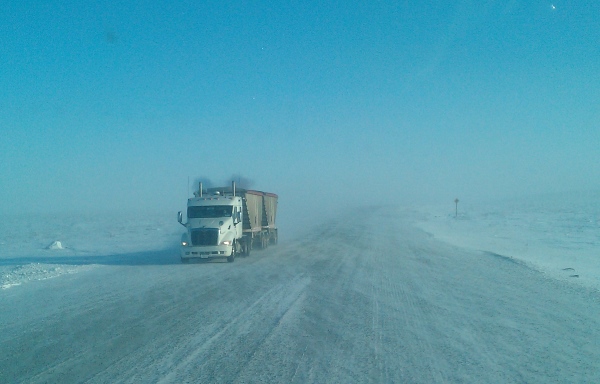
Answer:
[
  {"left": 243, "top": 239, "right": 251, "bottom": 256},
  {"left": 227, "top": 242, "right": 236, "bottom": 263},
  {"left": 260, "top": 235, "right": 268, "bottom": 249},
  {"left": 181, "top": 257, "right": 189, "bottom": 264}
]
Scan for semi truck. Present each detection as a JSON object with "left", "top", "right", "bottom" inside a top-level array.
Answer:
[{"left": 177, "top": 181, "right": 278, "bottom": 263}]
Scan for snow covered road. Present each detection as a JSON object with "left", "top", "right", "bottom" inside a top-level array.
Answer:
[{"left": 1, "top": 207, "right": 599, "bottom": 383}]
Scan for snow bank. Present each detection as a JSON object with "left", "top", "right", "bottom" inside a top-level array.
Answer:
[
  {"left": 46, "top": 241, "right": 64, "bottom": 250},
  {"left": 415, "top": 191, "right": 600, "bottom": 290},
  {"left": 1, "top": 263, "right": 94, "bottom": 289}
]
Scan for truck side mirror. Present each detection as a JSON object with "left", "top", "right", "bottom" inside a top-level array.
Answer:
[{"left": 177, "top": 211, "right": 186, "bottom": 227}]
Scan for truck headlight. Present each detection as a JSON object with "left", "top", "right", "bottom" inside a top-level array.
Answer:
[
  {"left": 181, "top": 241, "right": 188, "bottom": 246},
  {"left": 220, "top": 240, "right": 232, "bottom": 246}
]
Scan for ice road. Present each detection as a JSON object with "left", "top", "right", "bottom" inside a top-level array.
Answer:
[{"left": 1, "top": 207, "right": 599, "bottom": 383}]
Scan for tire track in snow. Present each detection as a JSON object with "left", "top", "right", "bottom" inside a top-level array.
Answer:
[
  {"left": 158, "top": 274, "right": 310, "bottom": 383},
  {"left": 369, "top": 220, "right": 447, "bottom": 383}
]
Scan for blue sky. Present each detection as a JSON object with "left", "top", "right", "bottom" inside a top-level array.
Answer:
[{"left": 1, "top": 0, "right": 599, "bottom": 216}]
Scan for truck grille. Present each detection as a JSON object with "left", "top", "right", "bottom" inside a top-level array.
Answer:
[{"left": 191, "top": 229, "right": 218, "bottom": 246}]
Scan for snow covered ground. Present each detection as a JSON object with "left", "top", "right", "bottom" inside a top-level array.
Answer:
[
  {"left": 0, "top": 212, "right": 181, "bottom": 289},
  {"left": 415, "top": 190, "right": 600, "bottom": 291},
  {"left": 0, "top": 192, "right": 599, "bottom": 382}
]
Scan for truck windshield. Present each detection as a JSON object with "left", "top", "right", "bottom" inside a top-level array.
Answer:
[{"left": 188, "top": 205, "right": 233, "bottom": 218}]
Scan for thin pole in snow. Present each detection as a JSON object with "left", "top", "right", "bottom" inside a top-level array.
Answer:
[{"left": 454, "top": 198, "right": 459, "bottom": 218}]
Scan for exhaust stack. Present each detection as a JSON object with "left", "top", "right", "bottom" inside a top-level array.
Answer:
[
  {"left": 232, "top": 181, "right": 236, "bottom": 197},
  {"left": 199, "top": 182, "right": 203, "bottom": 197}
]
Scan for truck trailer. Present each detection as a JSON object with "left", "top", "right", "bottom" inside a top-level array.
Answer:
[{"left": 178, "top": 182, "right": 278, "bottom": 263}]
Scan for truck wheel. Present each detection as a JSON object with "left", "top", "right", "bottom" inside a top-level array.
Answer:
[
  {"left": 270, "top": 232, "right": 278, "bottom": 245},
  {"left": 227, "top": 242, "right": 236, "bottom": 263},
  {"left": 244, "top": 239, "right": 251, "bottom": 256},
  {"left": 181, "top": 257, "right": 189, "bottom": 264}
]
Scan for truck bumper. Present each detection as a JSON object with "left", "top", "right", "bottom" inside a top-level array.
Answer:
[{"left": 181, "top": 244, "right": 232, "bottom": 261}]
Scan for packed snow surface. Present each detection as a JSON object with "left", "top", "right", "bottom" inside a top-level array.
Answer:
[{"left": 1, "top": 193, "right": 599, "bottom": 382}]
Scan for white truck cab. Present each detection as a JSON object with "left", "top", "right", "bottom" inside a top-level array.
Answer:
[
  {"left": 178, "top": 181, "right": 277, "bottom": 263},
  {"left": 178, "top": 190, "right": 243, "bottom": 263}
]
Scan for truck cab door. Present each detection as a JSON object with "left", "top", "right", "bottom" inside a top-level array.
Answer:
[{"left": 233, "top": 207, "right": 242, "bottom": 237}]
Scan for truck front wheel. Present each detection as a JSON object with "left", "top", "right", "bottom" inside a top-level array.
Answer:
[{"left": 227, "top": 242, "right": 236, "bottom": 263}]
